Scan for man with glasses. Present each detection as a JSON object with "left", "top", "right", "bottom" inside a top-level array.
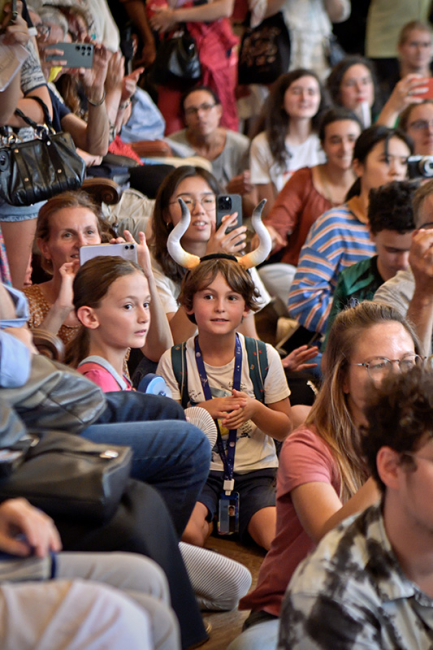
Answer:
[
  {"left": 278, "top": 365, "right": 433, "bottom": 649},
  {"left": 168, "top": 87, "right": 257, "bottom": 216},
  {"left": 374, "top": 178, "right": 433, "bottom": 356}
]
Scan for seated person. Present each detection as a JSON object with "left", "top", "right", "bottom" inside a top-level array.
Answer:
[
  {"left": 324, "top": 179, "right": 417, "bottom": 344},
  {"left": 280, "top": 365, "right": 433, "bottom": 649},
  {"left": 257, "top": 108, "right": 362, "bottom": 313},
  {"left": 374, "top": 178, "right": 433, "bottom": 356},
  {"left": 1, "top": 281, "right": 210, "bottom": 648},
  {"left": 381, "top": 19, "right": 433, "bottom": 99},
  {"left": 25, "top": 191, "right": 172, "bottom": 363},
  {"left": 400, "top": 99, "right": 433, "bottom": 156},
  {"left": 168, "top": 87, "right": 254, "bottom": 216},
  {"left": 228, "top": 301, "right": 418, "bottom": 650},
  {"left": 287, "top": 125, "right": 411, "bottom": 335},
  {"left": 157, "top": 222, "right": 293, "bottom": 552}
]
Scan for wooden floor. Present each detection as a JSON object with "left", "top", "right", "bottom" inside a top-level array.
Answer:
[{"left": 200, "top": 536, "right": 266, "bottom": 650}]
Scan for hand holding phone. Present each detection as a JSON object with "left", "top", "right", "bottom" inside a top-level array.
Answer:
[
  {"left": 46, "top": 42, "right": 94, "bottom": 69},
  {"left": 79, "top": 243, "right": 138, "bottom": 266}
]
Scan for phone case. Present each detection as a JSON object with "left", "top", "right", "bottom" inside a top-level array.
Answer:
[
  {"left": 79, "top": 243, "right": 138, "bottom": 266},
  {"left": 216, "top": 194, "right": 243, "bottom": 233},
  {"left": 46, "top": 43, "right": 94, "bottom": 69}
]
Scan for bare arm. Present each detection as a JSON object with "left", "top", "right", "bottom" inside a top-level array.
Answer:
[
  {"left": 406, "top": 229, "right": 433, "bottom": 357},
  {"left": 150, "top": 0, "right": 235, "bottom": 32},
  {"left": 143, "top": 273, "right": 174, "bottom": 361},
  {"left": 291, "top": 476, "right": 380, "bottom": 544},
  {"left": 121, "top": 0, "right": 156, "bottom": 67},
  {"left": 263, "top": 0, "right": 286, "bottom": 18},
  {"left": 167, "top": 308, "right": 197, "bottom": 344},
  {"left": 376, "top": 74, "right": 428, "bottom": 127},
  {"left": 323, "top": 0, "right": 351, "bottom": 23}
]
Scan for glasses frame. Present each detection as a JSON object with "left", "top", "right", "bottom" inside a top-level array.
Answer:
[
  {"left": 168, "top": 195, "right": 216, "bottom": 213},
  {"left": 184, "top": 103, "right": 217, "bottom": 117},
  {"left": 351, "top": 354, "right": 423, "bottom": 380}
]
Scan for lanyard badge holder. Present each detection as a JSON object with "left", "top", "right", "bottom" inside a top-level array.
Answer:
[{"left": 194, "top": 336, "right": 241, "bottom": 535}]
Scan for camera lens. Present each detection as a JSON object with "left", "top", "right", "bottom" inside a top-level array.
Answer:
[{"left": 219, "top": 196, "right": 232, "bottom": 210}]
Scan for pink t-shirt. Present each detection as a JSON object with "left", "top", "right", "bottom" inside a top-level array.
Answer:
[
  {"left": 239, "top": 425, "right": 340, "bottom": 616},
  {"left": 78, "top": 361, "right": 133, "bottom": 393}
]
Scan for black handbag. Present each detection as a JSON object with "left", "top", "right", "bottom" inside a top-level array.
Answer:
[
  {"left": 0, "top": 100, "right": 85, "bottom": 207},
  {"left": 0, "top": 428, "right": 133, "bottom": 523},
  {"left": 238, "top": 12, "right": 291, "bottom": 86},
  {"left": 152, "top": 26, "right": 201, "bottom": 85}
]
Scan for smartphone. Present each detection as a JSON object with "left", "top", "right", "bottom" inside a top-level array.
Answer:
[
  {"left": 46, "top": 42, "right": 94, "bottom": 69},
  {"left": 216, "top": 194, "right": 243, "bottom": 234},
  {"left": 413, "top": 78, "right": 433, "bottom": 100},
  {"left": 79, "top": 243, "right": 138, "bottom": 266}
]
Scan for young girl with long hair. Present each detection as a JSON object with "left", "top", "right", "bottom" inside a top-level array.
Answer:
[
  {"left": 67, "top": 254, "right": 253, "bottom": 613},
  {"left": 249, "top": 69, "right": 328, "bottom": 216},
  {"left": 228, "top": 301, "right": 422, "bottom": 650}
]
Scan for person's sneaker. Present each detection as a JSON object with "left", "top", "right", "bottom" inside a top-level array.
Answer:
[{"left": 185, "top": 407, "right": 218, "bottom": 447}]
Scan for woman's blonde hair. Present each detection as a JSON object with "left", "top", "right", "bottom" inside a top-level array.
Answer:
[{"left": 307, "top": 301, "right": 420, "bottom": 502}]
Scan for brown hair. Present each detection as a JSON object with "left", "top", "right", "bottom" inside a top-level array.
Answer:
[
  {"left": 178, "top": 257, "right": 260, "bottom": 323},
  {"left": 307, "top": 301, "right": 420, "bottom": 502},
  {"left": 398, "top": 20, "right": 431, "bottom": 47},
  {"left": 36, "top": 191, "right": 114, "bottom": 273},
  {"left": 65, "top": 255, "right": 145, "bottom": 366},
  {"left": 399, "top": 99, "right": 433, "bottom": 133}
]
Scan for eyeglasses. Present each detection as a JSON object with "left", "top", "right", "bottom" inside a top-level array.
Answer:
[
  {"left": 184, "top": 103, "right": 216, "bottom": 117},
  {"left": 418, "top": 222, "right": 433, "bottom": 230},
  {"left": 36, "top": 23, "right": 51, "bottom": 39},
  {"left": 169, "top": 195, "right": 216, "bottom": 212},
  {"left": 352, "top": 354, "right": 423, "bottom": 381},
  {"left": 408, "top": 119, "right": 433, "bottom": 131}
]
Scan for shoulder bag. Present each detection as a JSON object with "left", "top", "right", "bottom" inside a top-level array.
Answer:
[
  {"left": 0, "top": 98, "right": 85, "bottom": 207},
  {"left": 238, "top": 12, "right": 291, "bottom": 86},
  {"left": 151, "top": 26, "right": 201, "bottom": 85}
]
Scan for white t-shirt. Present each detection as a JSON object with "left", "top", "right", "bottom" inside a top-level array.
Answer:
[
  {"left": 250, "top": 131, "right": 325, "bottom": 193},
  {"left": 157, "top": 334, "right": 290, "bottom": 473},
  {"left": 151, "top": 255, "right": 271, "bottom": 315}
]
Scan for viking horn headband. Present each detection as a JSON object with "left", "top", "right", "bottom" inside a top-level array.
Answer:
[{"left": 167, "top": 198, "right": 271, "bottom": 270}]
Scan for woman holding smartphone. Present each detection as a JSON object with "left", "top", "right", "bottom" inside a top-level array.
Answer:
[
  {"left": 24, "top": 190, "right": 172, "bottom": 362},
  {"left": 150, "top": 165, "right": 271, "bottom": 343}
]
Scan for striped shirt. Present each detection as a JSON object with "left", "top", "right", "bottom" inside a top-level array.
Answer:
[{"left": 287, "top": 201, "right": 376, "bottom": 334}]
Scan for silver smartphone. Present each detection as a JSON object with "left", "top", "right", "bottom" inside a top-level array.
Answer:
[
  {"left": 46, "top": 42, "right": 94, "bottom": 69},
  {"left": 79, "top": 243, "right": 138, "bottom": 266}
]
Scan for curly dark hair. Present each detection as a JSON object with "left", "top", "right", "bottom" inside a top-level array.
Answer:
[
  {"left": 254, "top": 69, "right": 329, "bottom": 171},
  {"left": 368, "top": 180, "right": 419, "bottom": 235},
  {"left": 361, "top": 366, "right": 433, "bottom": 492}
]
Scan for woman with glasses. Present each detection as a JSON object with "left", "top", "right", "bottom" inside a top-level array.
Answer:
[
  {"left": 229, "top": 300, "right": 422, "bottom": 650},
  {"left": 400, "top": 100, "right": 433, "bottom": 156},
  {"left": 150, "top": 165, "right": 270, "bottom": 343}
]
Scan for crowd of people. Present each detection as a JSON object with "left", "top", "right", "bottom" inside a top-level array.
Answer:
[{"left": 2, "top": 0, "right": 433, "bottom": 649}]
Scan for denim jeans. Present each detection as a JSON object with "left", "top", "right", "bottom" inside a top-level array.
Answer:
[{"left": 82, "top": 391, "right": 212, "bottom": 537}]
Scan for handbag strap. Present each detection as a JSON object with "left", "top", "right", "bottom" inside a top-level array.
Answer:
[{"left": 14, "top": 96, "right": 54, "bottom": 131}]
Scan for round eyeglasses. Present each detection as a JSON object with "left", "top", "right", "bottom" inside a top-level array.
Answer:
[
  {"left": 352, "top": 354, "right": 423, "bottom": 381},
  {"left": 169, "top": 196, "right": 216, "bottom": 212}
]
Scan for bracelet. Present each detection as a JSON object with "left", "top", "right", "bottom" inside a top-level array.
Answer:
[
  {"left": 86, "top": 91, "right": 106, "bottom": 107},
  {"left": 119, "top": 98, "right": 132, "bottom": 110}
]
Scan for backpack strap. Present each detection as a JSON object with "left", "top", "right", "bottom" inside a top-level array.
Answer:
[
  {"left": 244, "top": 337, "right": 268, "bottom": 403},
  {"left": 171, "top": 342, "right": 189, "bottom": 408}
]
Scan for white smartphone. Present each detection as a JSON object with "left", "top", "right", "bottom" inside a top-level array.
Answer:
[{"left": 79, "top": 243, "right": 138, "bottom": 266}]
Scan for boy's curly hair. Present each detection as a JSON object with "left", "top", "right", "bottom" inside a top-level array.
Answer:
[{"left": 361, "top": 366, "right": 433, "bottom": 492}]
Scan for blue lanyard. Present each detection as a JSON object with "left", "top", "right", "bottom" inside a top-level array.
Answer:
[{"left": 194, "top": 335, "right": 242, "bottom": 489}]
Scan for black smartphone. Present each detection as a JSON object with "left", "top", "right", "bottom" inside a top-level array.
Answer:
[
  {"left": 216, "top": 194, "right": 243, "bottom": 234},
  {"left": 46, "top": 42, "right": 94, "bottom": 68}
]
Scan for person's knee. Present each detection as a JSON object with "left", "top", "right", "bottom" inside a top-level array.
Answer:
[{"left": 227, "top": 619, "right": 279, "bottom": 650}]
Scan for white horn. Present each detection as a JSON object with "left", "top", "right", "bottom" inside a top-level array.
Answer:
[
  {"left": 167, "top": 198, "right": 201, "bottom": 269},
  {"left": 238, "top": 200, "right": 271, "bottom": 269}
]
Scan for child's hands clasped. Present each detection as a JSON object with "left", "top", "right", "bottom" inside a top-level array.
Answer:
[
  {"left": 221, "top": 389, "right": 257, "bottom": 429},
  {"left": 201, "top": 395, "right": 247, "bottom": 421}
]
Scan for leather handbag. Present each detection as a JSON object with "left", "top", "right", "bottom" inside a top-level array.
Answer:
[
  {"left": 238, "top": 12, "right": 291, "bottom": 86},
  {"left": 0, "top": 429, "right": 133, "bottom": 523},
  {"left": 0, "top": 354, "right": 106, "bottom": 434},
  {"left": 0, "top": 100, "right": 85, "bottom": 207},
  {"left": 152, "top": 26, "right": 201, "bottom": 85}
]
